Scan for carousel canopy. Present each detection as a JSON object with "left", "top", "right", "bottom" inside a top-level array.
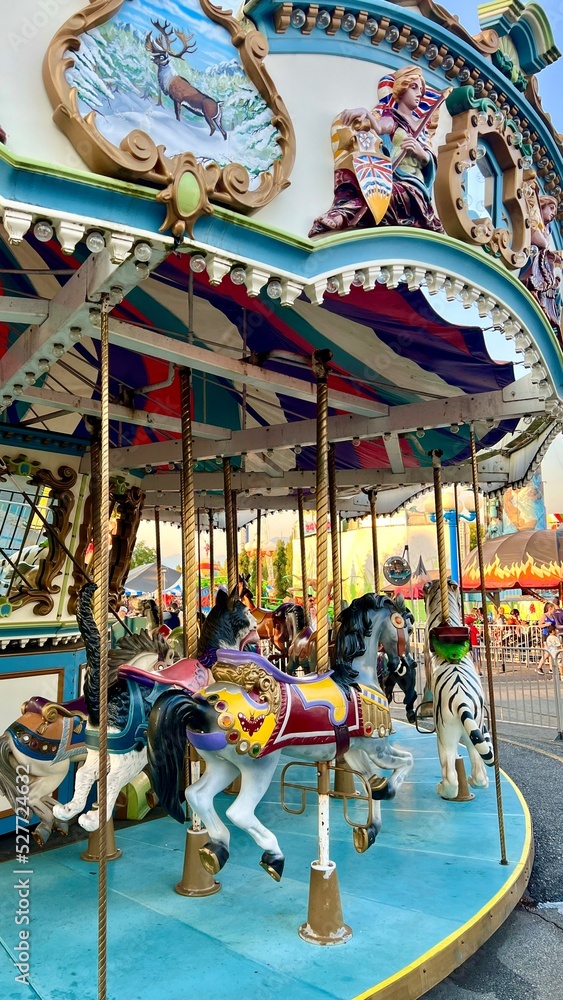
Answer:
[
  {"left": 461, "top": 530, "right": 563, "bottom": 590},
  {"left": 124, "top": 561, "right": 182, "bottom": 596}
]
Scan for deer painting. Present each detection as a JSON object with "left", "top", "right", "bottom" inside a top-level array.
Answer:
[{"left": 145, "top": 20, "right": 227, "bottom": 140}]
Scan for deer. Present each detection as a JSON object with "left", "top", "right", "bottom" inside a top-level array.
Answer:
[{"left": 145, "top": 20, "right": 227, "bottom": 140}]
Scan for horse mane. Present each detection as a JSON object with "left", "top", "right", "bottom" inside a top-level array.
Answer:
[
  {"left": 108, "top": 630, "right": 170, "bottom": 684},
  {"left": 332, "top": 593, "right": 399, "bottom": 695},
  {"left": 196, "top": 591, "right": 250, "bottom": 661}
]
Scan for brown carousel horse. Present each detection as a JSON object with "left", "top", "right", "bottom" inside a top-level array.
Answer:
[{"left": 237, "top": 574, "right": 304, "bottom": 658}]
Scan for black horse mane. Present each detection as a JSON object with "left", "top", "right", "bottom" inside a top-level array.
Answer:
[
  {"left": 196, "top": 589, "right": 250, "bottom": 661},
  {"left": 332, "top": 593, "right": 408, "bottom": 695}
]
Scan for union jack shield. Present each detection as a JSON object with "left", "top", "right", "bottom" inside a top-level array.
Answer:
[{"left": 352, "top": 150, "right": 393, "bottom": 224}]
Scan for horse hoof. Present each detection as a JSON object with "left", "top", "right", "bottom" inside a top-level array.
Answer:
[
  {"left": 353, "top": 823, "right": 380, "bottom": 854},
  {"left": 78, "top": 813, "right": 99, "bottom": 832},
  {"left": 199, "top": 841, "right": 229, "bottom": 875},
  {"left": 369, "top": 776, "right": 392, "bottom": 800},
  {"left": 54, "top": 821, "right": 69, "bottom": 836},
  {"left": 32, "top": 826, "right": 49, "bottom": 848},
  {"left": 259, "top": 851, "right": 284, "bottom": 882}
]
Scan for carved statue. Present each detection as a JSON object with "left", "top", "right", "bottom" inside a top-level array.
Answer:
[
  {"left": 520, "top": 189, "right": 562, "bottom": 336},
  {"left": 309, "top": 67, "right": 445, "bottom": 237}
]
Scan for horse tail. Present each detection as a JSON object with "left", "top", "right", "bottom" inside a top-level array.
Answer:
[
  {"left": 147, "top": 691, "right": 216, "bottom": 824},
  {"left": 77, "top": 582, "right": 101, "bottom": 725},
  {"left": 0, "top": 734, "right": 20, "bottom": 813},
  {"left": 460, "top": 708, "right": 495, "bottom": 765}
]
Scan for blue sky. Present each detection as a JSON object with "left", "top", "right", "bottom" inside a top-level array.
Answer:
[
  {"left": 444, "top": 1, "right": 563, "bottom": 130},
  {"left": 120, "top": 0, "right": 234, "bottom": 70}
]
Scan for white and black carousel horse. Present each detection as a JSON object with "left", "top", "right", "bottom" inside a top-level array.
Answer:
[
  {"left": 148, "top": 592, "right": 415, "bottom": 882},
  {"left": 0, "top": 587, "right": 173, "bottom": 846},
  {"left": 375, "top": 594, "right": 418, "bottom": 723},
  {"left": 424, "top": 580, "right": 494, "bottom": 799},
  {"left": 53, "top": 586, "right": 258, "bottom": 832}
]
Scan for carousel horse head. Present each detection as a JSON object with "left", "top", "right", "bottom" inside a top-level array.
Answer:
[
  {"left": 332, "top": 592, "right": 416, "bottom": 687},
  {"left": 197, "top": 587, "right": 259, "bottom": 661},
  {"left": 108, "top": 627, "right": 175, "bottom": 676},
  {"left": 140, "top": 598, "right": 161, "bottom": 631}
]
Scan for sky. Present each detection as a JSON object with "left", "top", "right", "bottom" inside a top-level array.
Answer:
[{"left": 136, "top": 1, "right": 563, "bottom": 557}]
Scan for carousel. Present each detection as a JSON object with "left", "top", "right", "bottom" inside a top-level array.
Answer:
[{"left": 1, "top": 0, "right": 559, "bottom": 997}]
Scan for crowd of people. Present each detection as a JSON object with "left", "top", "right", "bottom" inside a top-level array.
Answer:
[{"left": 464, "top": 600, "right": 563, "bottom": 676}]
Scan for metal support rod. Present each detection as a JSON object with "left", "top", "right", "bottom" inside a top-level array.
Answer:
[
  {"left": 223, "top": 459, "right": 237, "bottom": 593},
  {"left": 297, "top": 489, "right": 309, "bottom": 627},
  {"left": 469, "top": 427, "right": 508, "bottom": 865},
  {"left": 368, "top": 490, "right": 380, "bottom": 595},
  {"left": 208, "top": 509, "right": 214, "bottom": 608},
  {"left": 232, "top": 489, "right": 239, "bottom": 583},
  {"left": 454, "top": 484, "right": 465, "bottom": 620},
  {"left": 154, "top": 506, "right": 163, "bottom": 626},
  {"left": 313, "top": 350, "right": 332, "bottom": 673},
  {"left": 317, "top": 761, "right": 330, "bottom": 867},
  {"left": 5, "top": 482, "right": 40, "bottom": 601},
  {"left": 0, "top": 545, "right": 36, "bottom": 593},
  {"left": 94, "top": 295, "right": 111, "bottom": 1000},
  {"left": 180, "top": 368, "right": 198, "bottom": 658},
  {"left": 328, "top": 444, "right": 341, "bottom": 624},
  {"left": 432, "top": 452, "right": 450, "bottom": 624},
  {"left": 256, "top": 509, "right": 262, "bottom": 604}
]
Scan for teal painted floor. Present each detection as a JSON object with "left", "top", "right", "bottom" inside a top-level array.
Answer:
[{"left": 0, "top": 724, "right": 529, "bottom": 1000}]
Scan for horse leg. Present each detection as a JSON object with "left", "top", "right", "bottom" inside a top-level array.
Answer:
[
  {"left": 53, "top": 748, "right": 99, "bottom": 822},
  {"left": 351, "top": 739, "right": 414, "bottom": 800},
  {"left": 343, "top": 748, "right": 382, "bottom": 849},
  {"left": 187, "top": 754, "right": 239, "bottom": 873},
  {"left": 436, "top": 732, "right": 459, "bottom": 799},
  {"left": 224, "top": 752, "right": 285, "bottom": 880},
  {"left": 79, "top": 748, "right": 148, "bottom": 831},
  {"left": 23, "top": 776, "right": 60, "bottom": 847}
]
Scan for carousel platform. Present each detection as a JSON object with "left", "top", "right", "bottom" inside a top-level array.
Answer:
[{"left": 0, "top": 723, "right": 532, "bottom": 1000}]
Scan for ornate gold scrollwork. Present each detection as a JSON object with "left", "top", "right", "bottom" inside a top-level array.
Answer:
[
  {"left": 435, "top": 92, "right": 531, "bottom": 270},
  {"left": 213, "top": 660, "right": 282, "bottom": 717},
  {"left": 43, "top": 0, "right": 295, "bottom": 236}
]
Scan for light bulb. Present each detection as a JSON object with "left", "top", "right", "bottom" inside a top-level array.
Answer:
[
  {"left": 190, "top": 254, "right": 207, "bottom": 272},
  {"left": 290, "top": 8, "right": 306, "bottom": 28},
  {"left": 89, "top": 308, "right": 101, "bottom": 327},
  {"left": 316, "top": 9, "right": 331, "bottom": 29},
  {"left": 475, "top": 144, "right": 487, "bottom": 161},
  {"left": 69, "top": 326, "right": 83, "bottom": 342},
  {"left": 294, "top": 445, "right": 302, "bottom": 455},
  {"left": 450, "top": 423, "right": 459, "bottom": 434},
  {"left": 2, "top": 394, "right": 13, "bottom": 405},
  {"left": 406, "top": 35, "right": 419, "bottom": 51},
  {"left": 522, "top": 155, "right": 534, "bottom": 170},
  {"left": 493, "top": 111, "right": 504, "bottom": 128},
  {"left": 416, "top": 428, "right": 425, "bottom": 439},
  {"left": 33, "top": 220, "right": 53, "bottom": 243},
  {"left": 24, "top": 371, "right": 36, "bottom": 385},
  {"left": 477, "top": 111, "right": 489, "bottom": 128},
  {"left": 230, "top": 266, "right": 246, "bottom": 285},
  {"left": 52, "top": 343, "right": 65, "bottom": 358},
  {"left": 168, "top": 462, "right": 175, "bottom": 471},
  {"left": 86, "top": 231, "right": 105, "bottom": 254},
  {"left": 135, "top": 261, "right": 149, "bottom": 279},
  {"left": 364, "top": 18, "right": 378, "bottom": 37},
  {"left": 442, "top": 55, "right": 455, "bottom": 71},
  {"left": 385, "top": 26, "right": 400, "bottom": 43},
  {"left": 266, "top": 279, "right": 282, "bottom": 299},
  {"left": 512, "top": 250, "right": 528, "bottom": 268},
  {"left": 133, "top": 241, "right": 152, "bottom": 262},
  {"left": 512, "top": 131, "right": 523, "bottom": 148},
  {"left": 425, "top": 44, "right": 439, "bottom": 61},
  {"left": 458, "top": 67, "right": 471, "bottom": 83},
  {"left": 37, "top": 358, "right": 50, "bottom": 373},
  {"left": 12, "top": 383, "right": 24, "bottom": 396},
  {"left": 376, "top": 267, "right": 390, "bottom": 285},
  {"left": 342, "top": 13, "right": 357, "bottom": 33},
  {"left": 351, "top": 270, "right": 366, "bottom": 287},
  {"left": 352, "top": 436, "right": 360, "bottom": 447},
  {"left": 400, "top": 267, "right": 414, "bottom": 284},
  {"left": 325, "top": 276, "right": 339, "bottom": 294},
  {"left": 145, "top": 465, "right": 152, "bottom": 474}
]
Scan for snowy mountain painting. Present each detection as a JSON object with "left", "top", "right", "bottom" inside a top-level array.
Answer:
[{"left": 65, "top": 0, "right": 282, "bottom": 181}]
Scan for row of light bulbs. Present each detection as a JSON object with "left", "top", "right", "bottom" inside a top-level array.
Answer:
[{"left": 32, "top": 219, "right": 153, "bottom": 265}]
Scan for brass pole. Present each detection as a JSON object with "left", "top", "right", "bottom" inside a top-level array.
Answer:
[
  {"left": 313, "top": 350, "right": 332, "bottom": 673},
  {"left": 154, "top": 506, "right": 163, "bottom": 626},
  {"left": 223, "top": 459, "right": 237, "bottom": 593},
  {"left": 94, "top": 295, "right": 111, "bottom": 1000},
  {"left": 208, "top": 509, "right": 214, "bottom": 607},
  {"left": 368, "top": 489, "right": 380, "bottom": 594},
  {"left": 454, "top": 483, "right": 465, "bottom": 620},
  {"left": 432, "top": 452, "right": 450, "bottom": 624},
  {"left": 297, "top": 489, "right": 309, "bottom": 628},
  {"left": 197, "top": 508, "right": 202, "bottom": 614},
  {"left": 256, "top": 508, "right": 262, "bottom": 604},
  {"left": 470, "top": 427, "right": 508, "bottom": 865},
  {"left": 328, "top": 444, "right": 341, "bottom": 623},
  {"left": 180, "top": 368, "right": 198, "bottom": 658},
  {"left": 232, "top": 489, "right": 239, "bottom": 583}
]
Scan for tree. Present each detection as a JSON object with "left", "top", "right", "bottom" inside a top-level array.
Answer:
[
  {"left": 129, "top": 542, "right": 156, "bottom": 569},
  {"left": 239, "top": 549, "right": 250, "bottom": 581},
  {"left": 273, "top": 539, "right": 290, "bottom": 601}
]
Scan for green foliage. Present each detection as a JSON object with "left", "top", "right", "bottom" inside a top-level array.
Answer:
[
  {"left": 129, "top": 542, "right": 156, "bottom": 569},
  {"left": 239, "top": 549, "right": 250, "bottom": 580},
  {"left": 273, "top": 540, "right": 290, "bottom": 602}
]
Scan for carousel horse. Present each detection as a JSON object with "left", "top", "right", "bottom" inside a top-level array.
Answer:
[
  {"left": 148, "top": 593, "right": 415, "bottom": 881},
  {"left": 0, "top": 606, "right": 174, "bottom": 846},
  {"left": 375, "top": 595, "right": 418, "bottom": 723},
  {"left": 53, "top": 586, "right": 259, "bottom": 833},
  {"left": 237, "top": 574, "right": 305, "bottom": 658},
  {"left": 424, "top": 580, "right": 494, "bottom": 799}
]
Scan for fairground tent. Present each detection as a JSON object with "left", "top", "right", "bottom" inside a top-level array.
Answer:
[{"left": 124, "top": 561, "right": 182, "bottom": 596}]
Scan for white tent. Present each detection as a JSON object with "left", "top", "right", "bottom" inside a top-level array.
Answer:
[{"left": 124, "top": 561, "right": 182, "bottom": 596}]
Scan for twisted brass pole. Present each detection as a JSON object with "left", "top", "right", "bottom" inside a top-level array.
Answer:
[
  {"left": 180, "top": 368, "right": 198, "bottom": 658},
  {"left": 94, "top": 294, "right": 110, "bottom": 1000},
  {"left": 197, "top": 508, "right": 202, "bottom": 615},
  {"left": 297, "top": 489, "right": 309, "bottom": 627},
  {"left": 454, "top": 483, "right": 465, "bottom": 620},
  {"left": 432, "top": 452, "right": 450, "bottom": 624},
  {"left": 154, "top": 506, "right": 163, "bottom": 626},
  {"left": 232, "top": 489, "right": 239, "bottom": 583},
  {"left": 223, "top": 459, "right": 237, "bottom": 593},
  {"left": 313, "top": 350, "right": 332, "bottom": 673},
  {"left": 208, "top": 509, "right": 214, "bottom": 607},
  {"left": 470, "top": 427, "right": 508, "bottom": 865},
  {"left": 328, "top": 444, "right": 341, "bottom": 623},
  {"left": 368, "top": 489, "right": 380, "bottom": 595},
  {"left": 256, "top": 508, "right": 262, "bottom": 604}
]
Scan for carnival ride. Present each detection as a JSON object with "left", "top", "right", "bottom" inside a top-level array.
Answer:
[{"left": 0, "top": 0, "right": 560, "bottom": 996}]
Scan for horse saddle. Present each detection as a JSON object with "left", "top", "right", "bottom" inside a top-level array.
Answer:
[
  {"left": 118, "top": 657, "right": 212, "bottom": 694},
  {"left": 9, "top": 712, "right": 87, "bottom": 761},
  {"left": 21, "top": 695, "right": 87, "bottom": 727},
  {"left": 215, "top": 648, "right": 322, "bottom": 685}
]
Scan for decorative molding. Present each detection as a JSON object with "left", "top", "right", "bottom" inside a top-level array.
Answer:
[
  {"left": 435, "top": 88, "right": 531, "bottom": 271},
  {"left": 43, "top": 0, "right": 295, "bottom": 237},
  {"left": 389, "top": 1, "right": 500, "bottom": 56}
]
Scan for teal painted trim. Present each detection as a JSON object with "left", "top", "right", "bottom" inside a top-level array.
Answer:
[{"left": 0, "top": 424, "right": 86, "bottom": 456}]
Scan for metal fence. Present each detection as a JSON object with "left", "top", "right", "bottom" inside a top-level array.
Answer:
[{"left": 412, "top": 625, "right": 563, "bottom": 737}]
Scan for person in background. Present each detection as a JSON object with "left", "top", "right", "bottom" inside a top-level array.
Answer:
[
  {"left": 164, "top": 601, "right": 181, "bottom": 630},
  {"left": 465, "top": 614, "right": 483, "bottom": 676},
  {"left": 539, "top": 601, "right": 556, "bottom": 639},
  {"left": 537, "top": 624, "right": 562, "bottom": 675},
  {"left": 551, "top": 599, "right": 563, "bottom": 636}
]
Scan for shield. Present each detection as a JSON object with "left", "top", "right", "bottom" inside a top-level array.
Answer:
[{"left": 352, "top": 130, "right": 393, "bottom": 224}]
